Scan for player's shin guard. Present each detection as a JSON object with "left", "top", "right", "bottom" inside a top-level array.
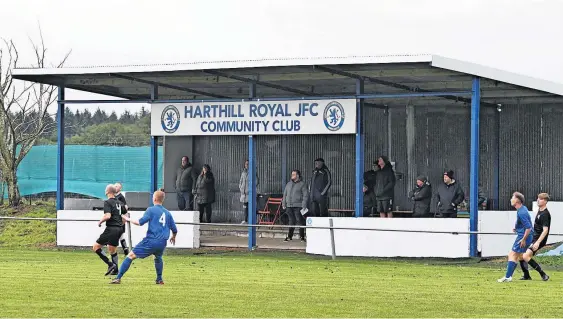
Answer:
[
  {"left": 120, "top": 239, "right": 129, "bottom": 255},
  {"left": 95, "top": 248, "right": 112, "bottom": 266},
  {"left": 519, "top": 260, "right": 531, "bottom": 278},
  {"left": 528, "top": 259, "right": 546, "bottom": 276},
  {"left": 116, "top": 257, "right": 133, "bottom": 279},
  {"left": 111, "top": 253, "right": 119, "bottom": 271},
  {"left": 154, "top": 255, "right": 163, "bottom": 282},
  {"left": 505, "top": 261, "right": 517, "bottom": 278}
]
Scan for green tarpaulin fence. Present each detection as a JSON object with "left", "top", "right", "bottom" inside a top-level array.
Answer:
[{"left": 5, "top": 145, "right": 163, "bottom": 199}]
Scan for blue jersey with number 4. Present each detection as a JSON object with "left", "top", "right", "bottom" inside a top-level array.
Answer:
[{"left": 139, "top": 205, "right": 177, "bottom": 240}]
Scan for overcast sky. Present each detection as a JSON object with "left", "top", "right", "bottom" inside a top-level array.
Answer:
[{"left": 1, "top": 0, "right": 562, "bottom": 115}]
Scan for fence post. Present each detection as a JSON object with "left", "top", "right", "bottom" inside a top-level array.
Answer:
[{"left": 329, "top": 218, "right": 336, "bottom": 260}]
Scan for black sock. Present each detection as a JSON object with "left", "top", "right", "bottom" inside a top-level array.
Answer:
[
  {"left": 519, "top": 260, "right": 530, "bottom": 278},
  {"left": 95, "top": 248, "right": 112, "bottom": 266},
  {"left": 120, "top": 239, "right": 129, "bottom": 255},
  {"left": 111, "top": 253, "right": 119, "bottom": 269},
  {"left": 528, "top": 259, "right": 545, "bottom": 276}
]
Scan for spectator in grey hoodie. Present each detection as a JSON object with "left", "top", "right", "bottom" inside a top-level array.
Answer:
[
  {"left": 239, "top": 160, "right": 260, "bottom": 224},
  {"left": 282, "top": 170, "right": 309, "bottom": 242}
]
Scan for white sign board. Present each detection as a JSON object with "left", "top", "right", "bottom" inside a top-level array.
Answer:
[{"left": 151, "top": 99, "right": 357, "bottom": 136}]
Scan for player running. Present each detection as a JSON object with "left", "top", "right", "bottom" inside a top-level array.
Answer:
[
  {"left": 110, "top": 190, "right": 177, "bottom": 285},
  {"left": 114, "top": 182, "right": 130, "bottom": 256},
  {"left": 498, "top": 192, "right": 533, "bottom": 283},
  {"left": 519, "top": 193, "right": 551, "bottom": 281},
  {"left": 93, "top": 184, "right": 123, "bottom": 276}
]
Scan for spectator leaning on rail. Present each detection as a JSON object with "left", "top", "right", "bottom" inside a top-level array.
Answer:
[
  {"left": 435, "top": 170, "right": 465, "bottom": 218},
  {"left": 363, "top": 161, "right": 378, "bottom": 217},
  {"left": 193, "top": 164, "right": 215, "bottom": 223},
  {"left": 309, "top": 158, "right": 331, "bottom": 217},
  {"left": 174, "top": 156, "right": 196, "bottom": 211},
  {"left": 374, "top": 156, "right": 396, "bottom": 218},
  {"left": 239, "top": 159, "right": 260, "bottom": 225},
  {"left": 282, "top": 169, "right": 309, "bottom": 242},
  {"left": 409, "top": 175, "right": 432, "bottom": 218}
]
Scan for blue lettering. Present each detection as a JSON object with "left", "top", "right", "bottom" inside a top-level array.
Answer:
[
  {"left": 184, "top": 105, "right": 193, "bottom": 118},
  {"left": 219, "top": 105, "right": 228, "bottom": 118},
  {"left": 203, "top": 105, "right": 211, "bottom": 118},
  {"left": 243, "top": 121, "right": 252, "bottom": 131},
  {"left": 194, "top": 105, "right": 202, "bottom": 118},
  {"left": 274, "top": 104, "right": 286, "bottom": 117},
  {"left": 249, "top": 104, "right": 258, "bottom": 117},
  {"left": 309, "top": 103, "right": 318, "bottom": 116},
  {"left": 273, "top": 120, "right": 280, "bottom": 131},
  {"left": 294, "top": 120, "right": 301, "bottom": 131},
  {"left": 201, "top": 121, "right": 208, "bottom": 132},
  {"left": 237, "top": 105, "right": 244, "bottom": 117},
  {"left": 257, "top": 104, "right": 268, "bottom": 117}
]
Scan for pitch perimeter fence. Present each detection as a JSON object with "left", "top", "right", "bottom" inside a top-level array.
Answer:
[{"left": 1, "top": 216, "right": 561, "bottom": 260}]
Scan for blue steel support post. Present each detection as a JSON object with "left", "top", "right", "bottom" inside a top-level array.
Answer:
[
  {"left": 469, "top": 77, "right": 481, "bottom": 257},
  {"left": 355, "top": 79, "right": 364, "bottom": 217},
  {"left": 248, "top": 83, "right": 257, "bottom": 250},
  {"left": 150, "top": 85, "right": 159, "bottom": 206},
  {"left": 56, "top": 87, "right": 65, "bottom": 210}
]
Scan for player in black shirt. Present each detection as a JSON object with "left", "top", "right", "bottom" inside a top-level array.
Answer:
[
  {"left": 115, "top": 183, "right": 130, "bottom": 256},
  {"left": 519, "top": 193, "right": 551, "bottom": 281},
  {"left": 93, "top": 184, "right": 123, "bottom": 276}
]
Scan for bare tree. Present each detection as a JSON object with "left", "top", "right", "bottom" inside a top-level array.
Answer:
[{"left": 0, "top": 31, "right": 70, "bottom": 206}]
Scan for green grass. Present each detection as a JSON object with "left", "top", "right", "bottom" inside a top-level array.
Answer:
[
  {"left": 1, "top": 249, "right": 563, "bottom": 318},
  {"left": 0, "top": 201, "right": 56, "bottom": 248}
]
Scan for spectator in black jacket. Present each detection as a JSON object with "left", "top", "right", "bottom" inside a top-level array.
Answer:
[
  {"left": 363, "top": 162, "right": 378, "bottom": 217},
  {"left": 375, "top": 156, "right": 396, "bottom": 218},
  {"left": 174, "top": 156, "right": 196, "bottom": 211},
  {"left": 310, "top": 158, "right": 331, "bottom": 217},
  {"left": 435, "top": 170, "right": 465, "bottom": 218},
  {"left": 409, "top": 175, "right": 432, "bottom": 218}
]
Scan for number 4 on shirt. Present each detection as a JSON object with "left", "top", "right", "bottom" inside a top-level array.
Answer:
[{"left": 159, "top": 213, "right": 166, "bottom": 227}]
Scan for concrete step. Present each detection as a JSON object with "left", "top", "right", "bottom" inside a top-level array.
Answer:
[{"left": 200, "top": 224, "right": 291, "bottom": 239}]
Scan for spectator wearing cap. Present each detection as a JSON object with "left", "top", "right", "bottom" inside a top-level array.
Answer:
[
  {"left": 363, "top": 161, "right": 379, "bottom": 217},
  {"left": 310, "top": 158, "right": 331, "bottom": 217},
  {"left": 435, "top": 170, "right": 465, "bottom": 218},
  {"left": 374, "top": 156, "right": 396, "bottom": 218},
  {"left": 174, "top": 156, "right": 196, "bottom": 211},
  {"left": 409, "top": 175, "right": 432, "bottom": 218}
]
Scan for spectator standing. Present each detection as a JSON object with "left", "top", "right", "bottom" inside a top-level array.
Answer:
[
  {"left": 374, "top": 156, "right": 396, "bottom": 218},
  {"left": 174, "top": 156, "right": 196, "bottom": 211},
  {"left": 239, "top": 160, "right": 260, "bottom": 224},
  {"left": 193, "top": 164, "right": 215, "bottom": 223},
  {"left": 435, "top": 170, "right": 465, "bottom": 218},
  {"left": 310, "top": 158, "right": 331, "bottom": 217},
  {"left": 282, "top": 170, "right": 309, "bottom": 242},
  {"left": 409, "top": 175, "right": 432, "bottom": 218},
  {"left": 363, "top": 161, "right": 378, "bottom": 217}
]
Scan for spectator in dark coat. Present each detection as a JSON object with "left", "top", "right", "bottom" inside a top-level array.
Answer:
[
  {"left": 435, "top": 170, "right": 465, "bottom": 218},
  {"left": 193, "top": 164, "right": 215, "bottom": 223},
  {"left": 239, "top": 160, "right": 260, "bottom": 224},
  {"left": 282, "top": 170, "right": 309, "bottom": 242},
  {"left": 310, "top": 158, "right": 331, "bottom": 217},
  {"left": 174, "top": 156, "right": 196, "bottom": 211},
  {"left": 374, "top": 156, "right": 396, "bottom": 218},
  {"left": 409, "top": 175, "right": 432, "bottom": 218},
  {"left": 363, "top": 162, "right": 378, "bottom": 217}
]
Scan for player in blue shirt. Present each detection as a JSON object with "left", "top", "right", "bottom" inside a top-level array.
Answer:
[
  {"left": 111, "top": 190, "right": 177, "bottom": 284},
  {"left": 498, "top": 192, "right": 533, "bottom": 282}
]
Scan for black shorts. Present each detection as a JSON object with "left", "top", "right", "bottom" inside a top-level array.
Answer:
[
  {"left": 528, "top": 240, "right": 546, "bottom": 255},
  {"left": 96, "top": 226, "right": 122, "bottom": 247},
  {"left": 376, "top": 199, "right": 392, "bottom": 213}
]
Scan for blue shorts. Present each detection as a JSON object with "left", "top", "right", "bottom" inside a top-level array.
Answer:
[
  {"left": 133, "top": 238, "right": 167, "bottom": 259},
  {"left": 512, "top": 235, "right": 533, "bottom": 254}
]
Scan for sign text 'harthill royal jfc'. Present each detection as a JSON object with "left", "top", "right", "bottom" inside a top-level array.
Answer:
[{"left": 151, "top": 99, "right": 357, "bottom": 136}]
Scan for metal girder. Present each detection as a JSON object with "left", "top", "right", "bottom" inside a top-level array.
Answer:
[
  {"left": 109, "top": 73, "right": 231, "bottom": 99},
  {"left": 204, "top": 70, "right": 315, "bottom": 96},
  {"left": 314, "top": 65, "right": 498, "bottom": 108},
  {"left": 365, "top": 102, "right": 387, "bottom": 109}
]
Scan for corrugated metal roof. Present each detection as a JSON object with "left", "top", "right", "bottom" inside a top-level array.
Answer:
[{"left": 11, "top": 54, "right": 563, "bottom": 105}]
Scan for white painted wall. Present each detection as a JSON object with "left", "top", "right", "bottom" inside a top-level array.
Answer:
[
  {"left": 305, "top": 217, "right": 470, "bottom": 258},
  {"left": 57, "top": 210, "right": 200, "bottom": 249},
  {"left": 478, "top": 203, "right": 562, "bottom": 257}
]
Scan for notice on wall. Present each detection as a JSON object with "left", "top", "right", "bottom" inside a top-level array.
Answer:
[{"left": 151, "top": 99, "right": 357, "bottom": 136}]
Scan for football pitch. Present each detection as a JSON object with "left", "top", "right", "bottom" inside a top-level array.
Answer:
[{"left": 1, "top": 248, "right": 563, "bottom": 318}]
